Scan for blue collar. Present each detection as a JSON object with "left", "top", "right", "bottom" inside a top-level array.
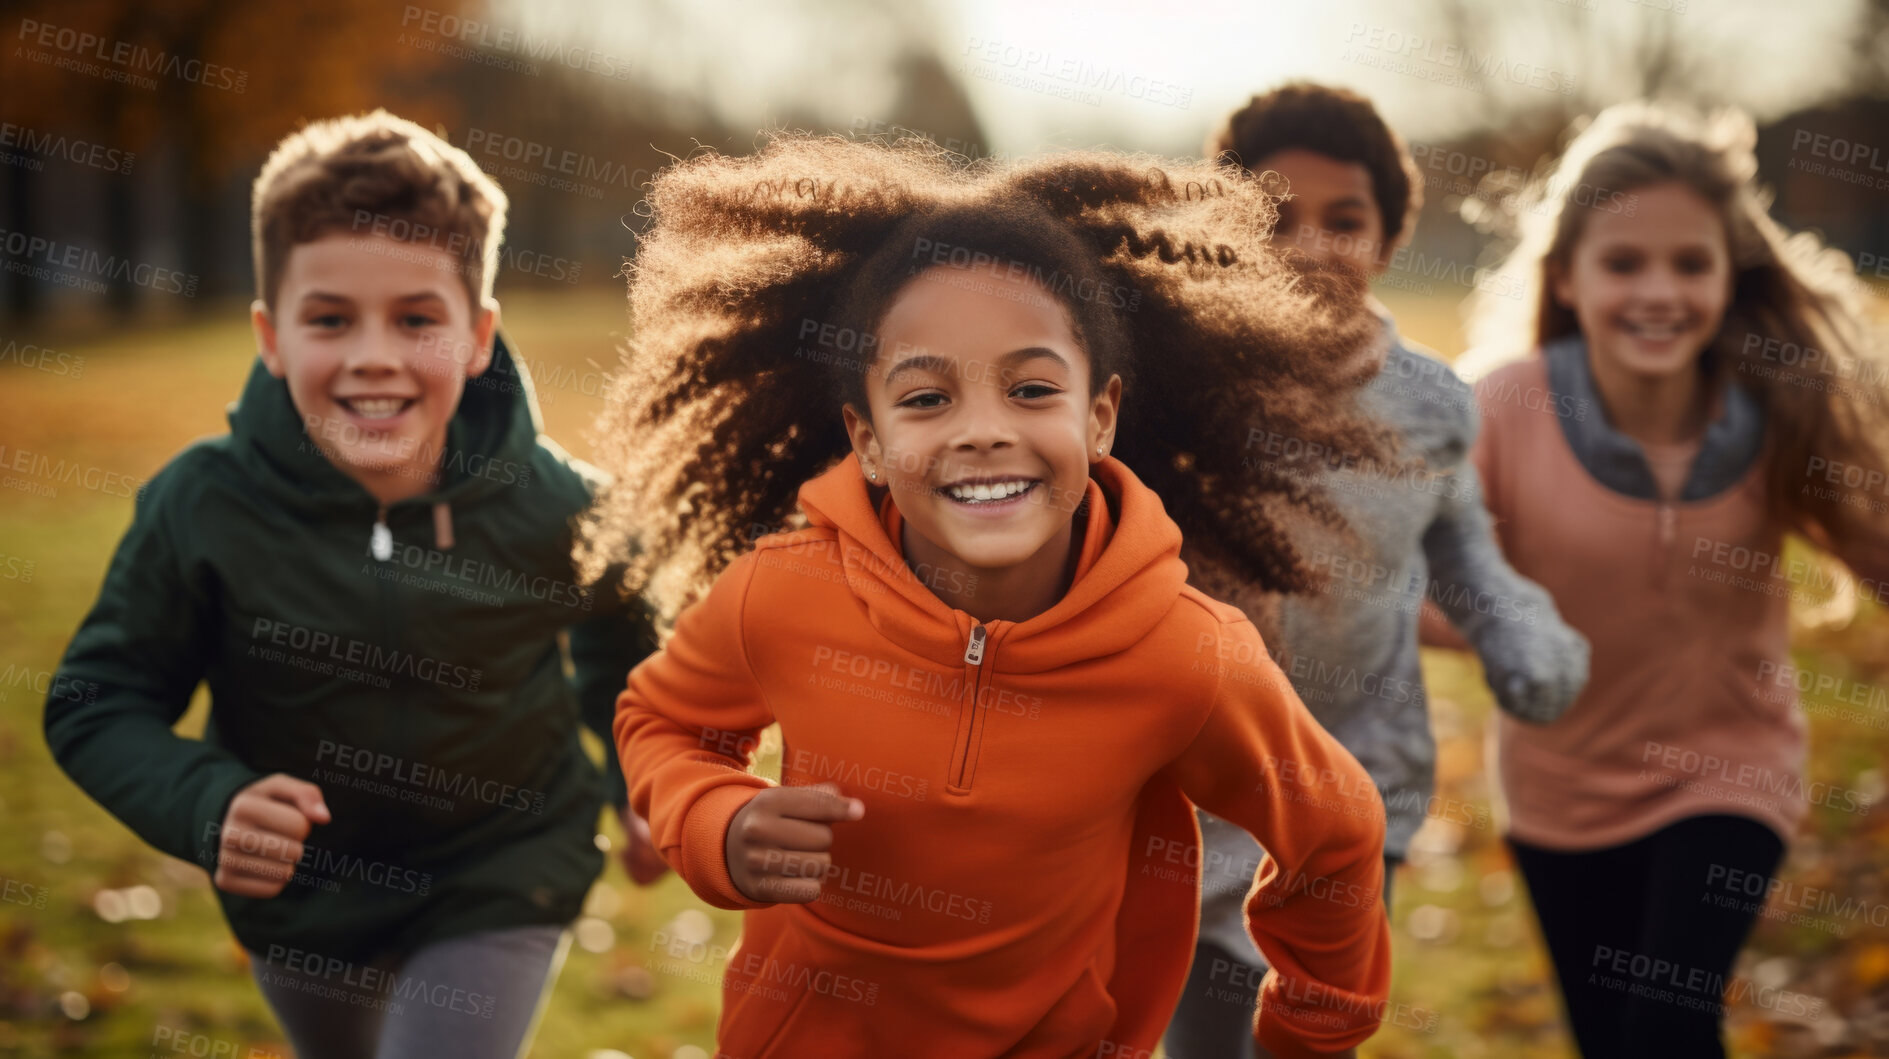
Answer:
[{"left": 1543, "top": 334, "right": 1765, "bottom": 501}]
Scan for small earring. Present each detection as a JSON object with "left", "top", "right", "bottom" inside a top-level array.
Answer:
[{"left": 866, "top": 468, "right": 877, "bottom": 482}]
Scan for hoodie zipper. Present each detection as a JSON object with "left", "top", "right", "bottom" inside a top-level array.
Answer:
[
  {"left": 1653, "top": 502, "right": 1676, "bottom": 589},
  {"left": 357, "top": 502, "right": 406, "bottom": 815},
  {"left": 949, "top": 624, "right": 991, "bottom": 792}
]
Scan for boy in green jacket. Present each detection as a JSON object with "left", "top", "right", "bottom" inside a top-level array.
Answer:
[{"left": 43, "top": 109, "right": 664, "bottom": 1059}]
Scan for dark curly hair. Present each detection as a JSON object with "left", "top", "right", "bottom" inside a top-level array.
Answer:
[
  {"left": 1207, "top": 81, "right": 1423, "bottom": 249},
  {"left": 576, "top": 133, "right": 1397, "bottom": 623}
]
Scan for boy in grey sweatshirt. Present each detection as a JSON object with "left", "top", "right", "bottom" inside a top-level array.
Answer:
[{"left": 1165, "top": 83, "right": 1590, "bottom": 1059}]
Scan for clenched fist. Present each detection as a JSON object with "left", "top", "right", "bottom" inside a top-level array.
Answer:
[
  {"left": 1480, "top": 609, "right": 1591, "bottom": 726},
  {"left": 725, "top": 782, "right": 863, "bottom": 903},
  {"left": 213, "top": 774, "right": 330, "bottom": 898},
  {"left": 617, "top": 804, "right": 671, "bottom": 886}
]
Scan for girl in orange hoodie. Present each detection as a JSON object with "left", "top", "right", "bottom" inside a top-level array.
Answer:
[{"left": 582, "top": 136, "right": 1399, "bottom": 1058}]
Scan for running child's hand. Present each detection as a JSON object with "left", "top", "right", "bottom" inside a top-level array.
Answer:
[
  {"left": 725, "top": 781, "right": 864, "bottom": 904},
  {"left": 1479, "top": 612, "right": 1590, "bottom": 726},
  {"left": 617, "top": 804, "right": 671, "bottom": 886},
  {"left": 212, "top": 774, "right": 331, "bottom": 899}
]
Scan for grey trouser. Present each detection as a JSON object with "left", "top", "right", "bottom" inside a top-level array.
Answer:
[
  {"left": 1163, "top": 859, "right": 1398, "bottom": 1059},
  {"left": 249, "top": 924, "right": 569, "bottom": 1059}
]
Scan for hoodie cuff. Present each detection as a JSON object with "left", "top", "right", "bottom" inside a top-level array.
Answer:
[
  {"left": 1256, "top": 983, "right": 1379, "bottom": 1059},
  {"left": 678, "top": 781, "right": 773, "bottom": 911},
  {"left": 188, "top": 765, "right": 266, "bottom": 875}
]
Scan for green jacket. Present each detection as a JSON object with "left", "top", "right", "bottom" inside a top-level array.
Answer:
[{"left": 44, "top": 334, "right": 654, "bottom": 965}]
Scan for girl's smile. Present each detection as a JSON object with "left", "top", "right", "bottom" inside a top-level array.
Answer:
[
  {"left": 936, "top": 475, "right": 1042, "bottom": 512},
  {"left": 842, "top": 263, "right": 1120, "bottom": 623},
  {"left": 1553, "top": 182, "right": 1731, "bottom": 383}
]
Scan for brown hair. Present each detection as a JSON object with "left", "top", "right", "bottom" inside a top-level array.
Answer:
[
  {"left": 1466, "top": 101, "right": 1889, "bottom": 557},
  {"left": 1207, "top": 81, "right": 1423, "bottom": 249},
  {"left": 577, "top": 134, "right": 1395, "bottom": 623},
  {"left": 250, "top": 108, "right": 507, "bottom": 312}
]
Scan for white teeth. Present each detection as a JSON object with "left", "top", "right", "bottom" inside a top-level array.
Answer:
[
  {"left": 947, "top": 480, "right": 1032, "bottom": 502},
  {"left": 1626, "top": 321, "right": 1683, "bottom": 340},
  {"left": 345, "top": 398, "right": 408, "bottom": 419}
]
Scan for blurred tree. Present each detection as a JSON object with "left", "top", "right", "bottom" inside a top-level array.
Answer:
[
  {"left": 0, "top": 0, "right": 466, "bottom": 323},
  {"left": 878, "top": 48, "right": 988, "bottom": 159},
  {"left": 1415, "top": 0, "right": 1720, "bottom": 170},
  {"left": 0, "top": 0, "right": 981, "bottom": 324},
  {"left": 1860, "top": 0, "right": 1889, "bottom": 94}
]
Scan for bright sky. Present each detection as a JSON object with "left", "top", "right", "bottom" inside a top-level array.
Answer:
[{"left": 503, "top": 0, "right": 1869, "bottom": 157}]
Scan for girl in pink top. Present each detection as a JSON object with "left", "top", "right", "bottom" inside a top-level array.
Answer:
[{"left": 1449, "top": 103, "right": 1889, "bottom": 1057}]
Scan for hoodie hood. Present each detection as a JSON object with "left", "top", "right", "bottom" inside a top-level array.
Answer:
[
  {"left": 795, "top": 453, "right": 1190, "bottom": 674},
  {"left": 225, "top": 332, "right": 544, "bottom": 516}
]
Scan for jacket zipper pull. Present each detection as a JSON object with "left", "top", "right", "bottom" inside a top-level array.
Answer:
[
  {"left": 371, "top": 506, "right": 393, "bottom": 561},
  {"left": 963, "top": 624, "right": 987, "bottom": 666}
]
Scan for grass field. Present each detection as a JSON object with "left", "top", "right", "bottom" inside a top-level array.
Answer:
[{"left": 1, "top": 288, "right": 1884, "bottom": 1058}]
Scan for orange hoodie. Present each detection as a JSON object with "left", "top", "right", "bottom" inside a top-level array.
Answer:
[{"left": 615, "top": 455, "right": 1391, "bottom": 1059}]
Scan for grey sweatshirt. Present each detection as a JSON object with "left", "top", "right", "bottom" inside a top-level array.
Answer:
[{"left": 1194, "top": 317, "right": 1589, "bottom": 961}]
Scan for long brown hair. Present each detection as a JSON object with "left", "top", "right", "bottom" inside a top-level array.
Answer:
[
  {"left": 577, "top": 133, "right": 1395, "bottom": 622},
  {"left": 1464, "top": 102, "right": 1889, "bottom": 554}
]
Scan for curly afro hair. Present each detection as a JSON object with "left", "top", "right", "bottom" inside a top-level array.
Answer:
[{"left": 577, "top": 133, "right": 1398, "bottom": 624}]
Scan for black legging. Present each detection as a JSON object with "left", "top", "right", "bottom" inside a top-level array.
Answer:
[{"left": 1508, "top": 814, "right": 1786, "bottom": 1059}]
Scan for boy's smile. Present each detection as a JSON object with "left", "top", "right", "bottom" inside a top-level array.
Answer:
[
  {"left": 333, "top": 394, "right": 418, "bottom": 422},
  {"left": 253, "top": 232, "right": 498, "bottom": 505}
]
